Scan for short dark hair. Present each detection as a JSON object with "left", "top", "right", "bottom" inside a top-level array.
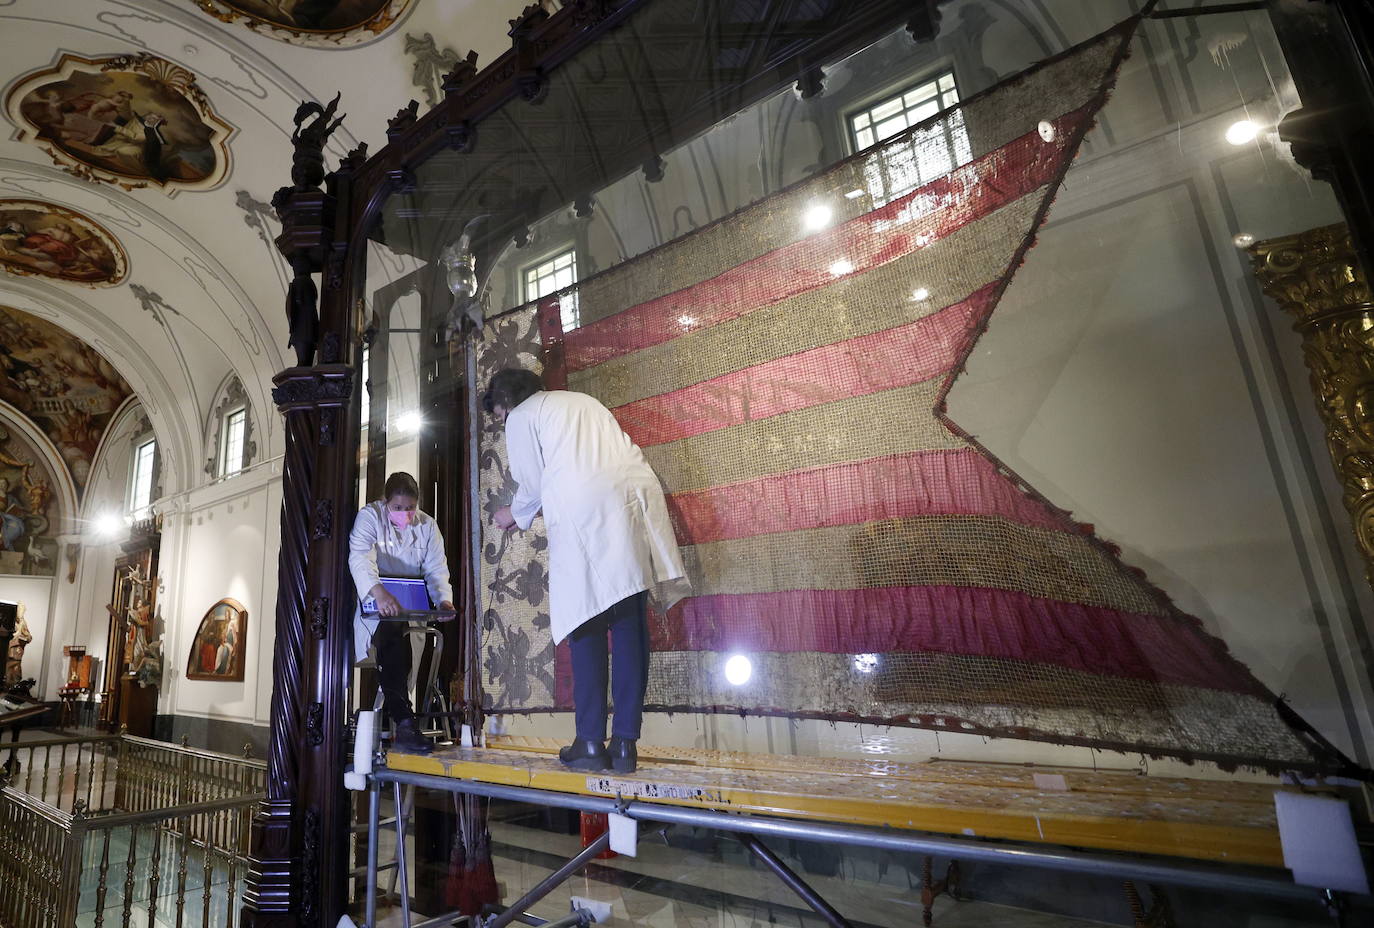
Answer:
[
  {"left": 383, "top": 471, "right": 420, "bottom": 502},
  {"left": 482, "top": 368, "right": 544, "bottom": 415}
]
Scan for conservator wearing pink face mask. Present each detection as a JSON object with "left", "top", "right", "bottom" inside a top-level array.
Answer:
[{"left": 348, "top": 471, "right": 454, "bottom": 754}]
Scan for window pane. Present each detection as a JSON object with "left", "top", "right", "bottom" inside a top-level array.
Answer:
[
  {"left": 909, "top": 100, "right": 939, "bottom": 123},
  {"left": 131, "top": 440, "right": 155, "bottom": 511},
  {"left": 875, "top": 115, "right": 908, "bottom": 141},
  {"left": 854, "top": 69, "right": 968, "bottom": 206},
  {"left": 524, "top": 248, "right": 579, "bottom": 312},
  {"left": 870, "top": 97, "right": 902, "bottom": 121},
  {"left": 223, "top": 409, "right": 246, "bottom": 477}
]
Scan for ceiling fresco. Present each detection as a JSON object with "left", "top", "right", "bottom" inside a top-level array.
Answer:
[
  {"left": 0, "top": 306, "right": 133, "bottom": 495},
  {"left": 5, "top": 53, "right": 234, "bottom": 194},
  {"left": 190, "top": 0, "right": 414, "bottom": 46},
  {"left": 0, "top": 415, "right": 61, "bottom": 577},
  {"left": 0, "top": 199, "right": 128, "bottom": 287}
]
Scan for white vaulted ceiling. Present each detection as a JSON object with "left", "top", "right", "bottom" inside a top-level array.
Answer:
[{"left": 0, "top": 0, "right": 535, "bottom": 498}]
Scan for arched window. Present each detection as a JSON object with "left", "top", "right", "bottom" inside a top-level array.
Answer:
[
  {"left": 128, "top": 434, "right": 156, "bottom": 514},
  {"left": 205, "top": 376, "right": 257, "bottom": 480}
]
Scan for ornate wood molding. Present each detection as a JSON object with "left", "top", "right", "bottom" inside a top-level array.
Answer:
[{"left": 1250, "top": 223, "right": 1374, "bottom": 587}]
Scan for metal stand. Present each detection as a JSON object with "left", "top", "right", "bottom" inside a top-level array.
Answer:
[
  {"left": 360, "top": 766, "right": 1339, "bottom": 928},
  {"left": 370, "top": 613, "right": 455, "bottom": 745},
  {"left": 736, "top": 834, "right": 853, "bottom": 928},
  {"left": 480, "top": 834, "right": 606, "bottom": 928},
  {"left": 362, "top": 767, "right": 596, "bottom": 928}
]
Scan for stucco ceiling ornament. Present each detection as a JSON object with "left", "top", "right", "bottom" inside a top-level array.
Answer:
[
  {"left": 0, "top": 199, "right": 129, "bottom": 287},
  {"left": 190, "top": 0, "right": 414, "bottom": 47},
  {"left": 4, "top": 53, "right": 235, "bottom": 196}
]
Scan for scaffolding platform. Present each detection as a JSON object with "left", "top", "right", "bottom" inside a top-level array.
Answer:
[{"left": 385, "top": 735, "right": 1284, "bottom": 868}]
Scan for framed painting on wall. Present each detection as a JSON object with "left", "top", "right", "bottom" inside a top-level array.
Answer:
[{"left": 186, "top": 598, "right": 247, "bottom": 682}]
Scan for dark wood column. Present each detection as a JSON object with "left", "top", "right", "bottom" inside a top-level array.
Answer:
[{"left": 242, "top": 97, "right": 358, "bottom": 928}]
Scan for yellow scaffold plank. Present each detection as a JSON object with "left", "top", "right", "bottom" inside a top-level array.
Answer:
[{"left": 384, "top": 742, "right": 1284, "bottom": 868}]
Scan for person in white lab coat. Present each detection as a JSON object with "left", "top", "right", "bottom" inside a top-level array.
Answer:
[
  {"left": 349, "top": 471, "right": 454, "bottom": 755},
  {"left": 487, "top": 368, "right": 689, "bottom": 773}
]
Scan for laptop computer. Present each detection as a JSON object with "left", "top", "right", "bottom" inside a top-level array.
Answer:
[{"left": 359, "top": 576, "right": 431, "bottom": 615}]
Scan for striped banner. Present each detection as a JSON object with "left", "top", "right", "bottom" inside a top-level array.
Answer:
[{"left": 479, "top": 18, "right": 1313, "bottom": 768}]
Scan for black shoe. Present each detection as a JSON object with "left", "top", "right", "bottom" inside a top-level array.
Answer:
[
  {"left": 608, "top": 736, "right": 637, "bottom": 774},
  {"left": 558, "top": 738, "right": 609, "bottom": 771},
  {"left": 390, "top": 718, "right": 433, "bottom": 755}
]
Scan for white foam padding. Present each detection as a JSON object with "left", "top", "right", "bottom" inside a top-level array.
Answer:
[
  {"left": 1274, "top": 790, "right": 1369, "bottom": 894},
  {"left": 353, "top": 710, "right": 376, "bottom": 774}
]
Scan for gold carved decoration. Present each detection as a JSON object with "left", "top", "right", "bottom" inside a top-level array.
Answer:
[{"left": 1250, "top": 223, "right": 1374, "bottom": 586}]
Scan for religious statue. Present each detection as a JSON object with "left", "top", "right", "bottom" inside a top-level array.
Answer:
[
  {"left": 3, "top": 601, "right": 30, "bottom": 687},
  {"left": 286, "top": 252, "right": 320, "bottom": 368},
  {"left": 125, "top": 596, "right": 153, "bottom": 674}
]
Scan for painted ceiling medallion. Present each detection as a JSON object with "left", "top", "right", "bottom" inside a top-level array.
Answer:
[
  {"left": 5, "top": 53, "right": 234, "bottom": 194},
  {"left": 191, "top": 0, "right": 414, "bottom": 46},
  {"left": 0, "top": 200, "right": 128, "bottom": 286},
  {"left": 0, "top": 305, "right": 133, "bottom": 494}
]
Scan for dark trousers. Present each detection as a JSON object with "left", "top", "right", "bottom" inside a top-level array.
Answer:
[
  {"left": 568, "top": 591, "right": 649, "bottom": 742},
  {"left": 373, "top": 621, "right": 414, "bottom": 724}
]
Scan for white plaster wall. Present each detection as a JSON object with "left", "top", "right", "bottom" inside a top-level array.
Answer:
[
  {"left": 44, "top": 397, "right": 283, "bottom": 735},
  {"left": 158, "top": 465, "right": 281, "bottom": 730}
]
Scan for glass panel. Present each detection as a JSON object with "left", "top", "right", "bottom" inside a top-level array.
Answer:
[{"left": 349, "top": 4, "right": 1374, "bottom": 917}]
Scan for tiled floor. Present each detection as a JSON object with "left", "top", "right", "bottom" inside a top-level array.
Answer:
[{"left": 361, "top": 813, "right": 1117, "bottom": 928}]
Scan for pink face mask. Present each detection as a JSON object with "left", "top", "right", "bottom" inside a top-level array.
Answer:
[{"left": 387, "top": 509, "right": 412, "bottom": 531}]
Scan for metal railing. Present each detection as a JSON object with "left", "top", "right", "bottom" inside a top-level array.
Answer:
[{"left": 0, "top": 733, "right": 266, "bottom": 928}]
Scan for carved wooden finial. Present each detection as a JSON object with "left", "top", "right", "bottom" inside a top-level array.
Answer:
[
  {"left": 441, "top": 49, "right": 481, "bottom": 97},
  {"left": 387, "top": 100, "right": 420, "bottom": 143},
  {"left": 339, "top": 142, "right": 369, "bottom": 173}
]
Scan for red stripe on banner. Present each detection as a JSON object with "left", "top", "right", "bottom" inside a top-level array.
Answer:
[
  {"left": 562, "top": 105, "right": 1096, "bottom": 373},
  {"left": 666, "top": 447, "right": 1069, "bottom": 545},
  {"left": 650, "top": 587, "right": 1263, "bottom": 696},
  {"left": 614, "top": 285, "right": 996, "bottom": 448}
]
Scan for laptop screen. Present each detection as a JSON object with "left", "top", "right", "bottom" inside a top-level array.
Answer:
[{"left": 359, "top": 577, "right": 431, "bottom": 614}]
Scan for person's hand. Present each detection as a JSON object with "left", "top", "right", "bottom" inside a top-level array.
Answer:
[
  {"left": 492, "top": 506, "right": 516, "bottom": 532},
  {"left": 370, "top": 584, "right": 402, "bottom": 617}
]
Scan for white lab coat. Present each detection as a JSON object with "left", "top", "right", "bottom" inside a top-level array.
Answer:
[
  {"left": 505, "top": 390, "right": 690, "bottom": 644},
  {"left": 348, "top": 501, "right": 453, "bottom": 661}
]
